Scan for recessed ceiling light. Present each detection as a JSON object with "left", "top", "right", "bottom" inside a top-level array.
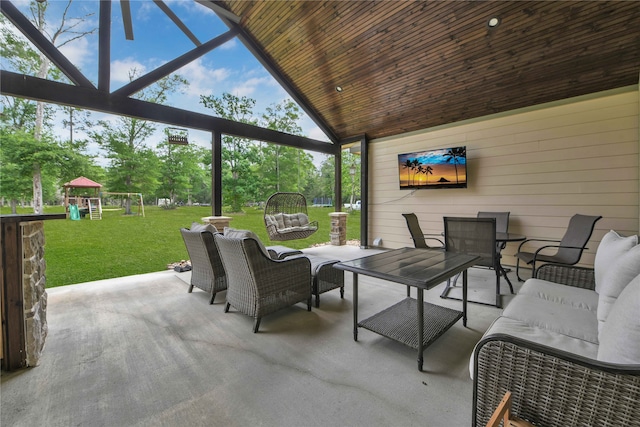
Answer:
[
  {"left": 335, "top": 86, "right": 343, "bottom": 93},
  {"left": 487, "top": 17, "right": 500, "bottom": 28}
]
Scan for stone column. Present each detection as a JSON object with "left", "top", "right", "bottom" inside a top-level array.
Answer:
[
  {"left": 22, "top": 221, "right": 47, "bottom": 367},
  {"left": 201, "top": 216, "right": 233, "bottom": 232},
  {"left": 329, "top": 212, "right": 348, "bottom": 246}
]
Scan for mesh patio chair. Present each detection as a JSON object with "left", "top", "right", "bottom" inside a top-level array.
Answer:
[
  {"left": 515, "top": 214, "right": 602, "bottom": 281},
  {"left": 477, "top": 211, "right": 510, "bottom": 252},
  {"left": 263, "top": 192, "right": 318, "bottom": 241},
  {"left": 180, "top": 228, "right": 227, "bottom": 304},
  {"left": 441, "top": 217, "right": 503, "bottom": 307},
  {"left": 402, "top": 213, "right": 444, "bottom": 248},
  {"left": 213, "top": 233, "right": 312, "bottom": 333}
]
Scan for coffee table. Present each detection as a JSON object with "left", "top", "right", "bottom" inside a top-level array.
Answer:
[{"left": 334, "top": 247, "right": 479, "bottom": 371}]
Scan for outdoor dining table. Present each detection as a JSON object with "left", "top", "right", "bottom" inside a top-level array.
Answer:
[{"left": 334, "top": 247, "right": 480, "bottom": 371}]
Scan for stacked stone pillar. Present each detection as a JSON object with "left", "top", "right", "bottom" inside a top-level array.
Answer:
[
  {"left": 22, "top": 221, "right": 48, "bottom": 367},
  {"left": 201, "top": 216, "right": 233, "bottom": 232},
  {"left": 329, "top": 212, "right": 348, "bottom": 246}
]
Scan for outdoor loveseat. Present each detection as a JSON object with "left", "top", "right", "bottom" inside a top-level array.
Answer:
[{"left": 471, "top": 230, "right": 640, "bottom": 427}]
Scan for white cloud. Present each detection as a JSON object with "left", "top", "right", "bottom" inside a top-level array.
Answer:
[
  {"left": 111, "top": 58, "right": 147, "bottom": 83},
  {"left": 231, "top": 76, "right": 277, "bottom": 98},
  {"left": 58, "top": 36, "right": 93, "bottom": 72},
  {"left": 179, "top": 58, "right": 230, "bottom": 97}
]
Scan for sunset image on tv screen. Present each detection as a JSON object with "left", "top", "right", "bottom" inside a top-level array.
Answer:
[{"left": 398, "top": 146, "right": 467, "bottom": 189}]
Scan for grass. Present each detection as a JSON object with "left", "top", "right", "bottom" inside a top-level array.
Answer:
[{"left": 1, "top": 205, "right": 360, "bottom": 287}]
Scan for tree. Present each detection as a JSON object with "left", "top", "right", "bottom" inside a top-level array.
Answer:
[
  {"left": 90, "top": 71, "right": 188, "bottom": 214},
  {"left": 157, "top": 136, "right": 206, "bottom": 205},
  {"left": 257, "top": 101, "right": 316, "bottom": 201},
  {"left": 0, "top": 2, "right": 96, "bottom": 213},
  {"left": 0, "top": 129, "right": 61, "bottom": 213},
  {"left": 200, "top": 93, "right": 259, "bottom": 212}
]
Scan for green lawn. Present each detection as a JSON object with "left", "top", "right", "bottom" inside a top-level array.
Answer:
[{"left": 1, "top": 205, "right": 360, "bottom": 287}]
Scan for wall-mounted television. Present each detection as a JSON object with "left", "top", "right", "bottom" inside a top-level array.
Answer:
[{"left": 398, "top": 146, "right": 467, "bottom": 189}]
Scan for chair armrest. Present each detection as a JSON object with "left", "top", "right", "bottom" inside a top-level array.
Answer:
[
  {"left": 251, "top": 253, "right": 312, "bottom": 298},
  {"left": 516, "top": 238, "right": 561, "bottom": 252},
  {"left": 532, "top": 244, "right": 589, "bottom": 256},
  {"left": 473, "top": 334, "right": 640, "bottom": 427},
  {"left": 424, "top": 234, "right": 445, "bottom": 247},
  {"left": 534, "top": 263, "right": 596, "bottom": 290}
]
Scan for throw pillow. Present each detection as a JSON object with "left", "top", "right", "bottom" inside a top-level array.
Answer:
[
  {"left": 597, "top": 273, "right": 640, "bottom": 364},
  {"left": 223, "top": 227, "right": 271, "bottom": 258},
  {"left": 597, "top": 244, "right": 640, "bottom": 334},
  {"left": 190, "top": 222, "right": 218, "bottom": 234},
  {"left": 594, "top": 230, "right": 638, "bottom": 293}
]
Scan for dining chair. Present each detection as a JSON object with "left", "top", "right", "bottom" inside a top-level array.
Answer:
[
  {"left": 515, "top": 214, "right": 602, "bottom": 281},
  {"left": 477, "top": 211, "right": 510, "bottom": 251},
  {"left": 402, "top": 213, "right": 444, "bottom": 248},
  {"left": 441, "top": 216, "right": 503, "bottom": 307}
]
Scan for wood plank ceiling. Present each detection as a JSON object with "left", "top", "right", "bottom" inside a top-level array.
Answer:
[{"left": 218, "top": 1, "right": 640, "bottom": 142}]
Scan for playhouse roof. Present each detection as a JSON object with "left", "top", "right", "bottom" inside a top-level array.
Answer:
[{"left": 63, "top": 176, "right": 102, "bottom": 188}]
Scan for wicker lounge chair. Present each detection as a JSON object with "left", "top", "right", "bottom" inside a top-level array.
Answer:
[
  {"left": 515, "top": 214, "right": 602, "bottom": 281},
  {"left": 213, "top": 233, "right": 312, "bottom": 332},
  {"left": 472, "top": 263, "right": 640, "bottom": 427},
  {"left": 264, "top": 192, "right": 318, "bottom": 241},
  {"left": 180, "top": 227, "right": 227, "bottom": 304}
]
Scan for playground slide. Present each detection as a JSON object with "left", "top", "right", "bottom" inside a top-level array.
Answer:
[{"left": 69, "top": 204, "right": 81, "bottom": 221}]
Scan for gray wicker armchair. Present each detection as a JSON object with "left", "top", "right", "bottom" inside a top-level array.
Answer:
[
  {"left": 213, "top": 233, "right": 312, "bottom": 332},
  {"left": 180, "top": 228, "right": 227, "bottom": 304},
  {"left": 472, "top": 264, "right": 640, "bottom": 427}
]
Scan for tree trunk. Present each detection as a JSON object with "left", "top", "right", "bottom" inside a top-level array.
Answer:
[
  {"left": 32, "top": 4, "right": 49, "bottom": 215},
  {"left": 33, "top": 164, "right": 44, "bottom": 214},
  {"left": 10, "top": 199, "right": 18, "bottom": 215}
]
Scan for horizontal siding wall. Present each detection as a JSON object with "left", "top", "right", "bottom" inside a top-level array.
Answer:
[{"left": 368, "top": 88, "right": 639, "bottom": 268}]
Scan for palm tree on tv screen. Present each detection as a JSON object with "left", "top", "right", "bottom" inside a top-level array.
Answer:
[
  {"left": 443, "top": 147, "right": 466, "bottom": 184},
  {"left": 420, "top": 165, "right": 433, "bottom": 184}
]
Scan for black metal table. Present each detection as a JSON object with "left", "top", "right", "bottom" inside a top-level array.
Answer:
[
  {"left": 334, "top": 248, "right": 479, "bottom": 371},
  {"left": 495, "top": 232, "right": 526, "bottom": 291}
]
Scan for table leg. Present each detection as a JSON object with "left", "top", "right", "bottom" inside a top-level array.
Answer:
[
  {"left": 462, "top": 269, "right": 468, "bottom": 327},
  {"left": 417, "top": 287, "right": 424, "bottom": 371},
  {"left": 499, "top": 264, "right": 515, "bottom": 294},
  {"left": 353, "top": 273, "right": 358, "bottom": 341}
]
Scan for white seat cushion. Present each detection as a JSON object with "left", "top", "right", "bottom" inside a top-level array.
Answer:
[
  {"left": 597, "top": 244, "right": 640, "bottom": 333},
  {"left": 594, "top": 230, "right": 638, "bottom": 293},
  {"left": 470, "top": 316, "right": 599, "bottom": 379},
  {"left": 518, "top": 278, "right": 598, "bottom": 312},
  {"left": 597, "top": 274, "right": 640, "bottom": 364},
  {"left": 503, "top": 293, "right": 598, "bottom": 343}
]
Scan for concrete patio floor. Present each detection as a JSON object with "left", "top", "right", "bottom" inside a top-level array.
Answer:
[{"left": 1, "top": 245, "right": 527, "bottom": 427}]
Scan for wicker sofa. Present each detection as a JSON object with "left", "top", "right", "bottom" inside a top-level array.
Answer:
[{"left": 471, "top": 230, "right": 640, "bottom": 427}]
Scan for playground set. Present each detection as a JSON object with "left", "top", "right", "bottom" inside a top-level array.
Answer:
[{"left": 63, "top": 177, "right": 145, "bottom": 220}]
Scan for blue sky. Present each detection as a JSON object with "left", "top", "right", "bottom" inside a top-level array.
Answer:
[{"left": 7, "top": 0, "right": 330, "bottom": 163}]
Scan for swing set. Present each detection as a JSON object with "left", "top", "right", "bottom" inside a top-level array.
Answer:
[{"left": 101, "top": 192, "right": 145, "bottom": 217}]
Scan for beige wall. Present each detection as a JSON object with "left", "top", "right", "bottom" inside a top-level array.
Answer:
[{"left": 368, "top": 87, "right": 640, "bottom": 268}]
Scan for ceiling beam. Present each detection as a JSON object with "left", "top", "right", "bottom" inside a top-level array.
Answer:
[
  {"left": 153, "top": 0, "right": 201, "bottom": 46},
  {"left": 0, "top": 0, "right": 94, "bottom": 89},
  {"left": 98, "top": 0, "right": 111, "bottom": 92},
  {"left": 112, "top": 28, "right": 239, "bottom": 98},
  {"left": 1, "top": 71, "right": 339, "bottom": 156},
  {"left": 120, "top": 0, "right": 133, "bottom": 40}
]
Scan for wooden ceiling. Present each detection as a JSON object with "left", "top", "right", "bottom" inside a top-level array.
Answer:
[{"left": 218, "top": 1, "right": 640, "bottom": 142}]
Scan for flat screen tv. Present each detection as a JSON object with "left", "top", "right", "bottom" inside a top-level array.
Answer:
[{"left": 398, "top": 146, "right": 467, "bottom": 189}]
